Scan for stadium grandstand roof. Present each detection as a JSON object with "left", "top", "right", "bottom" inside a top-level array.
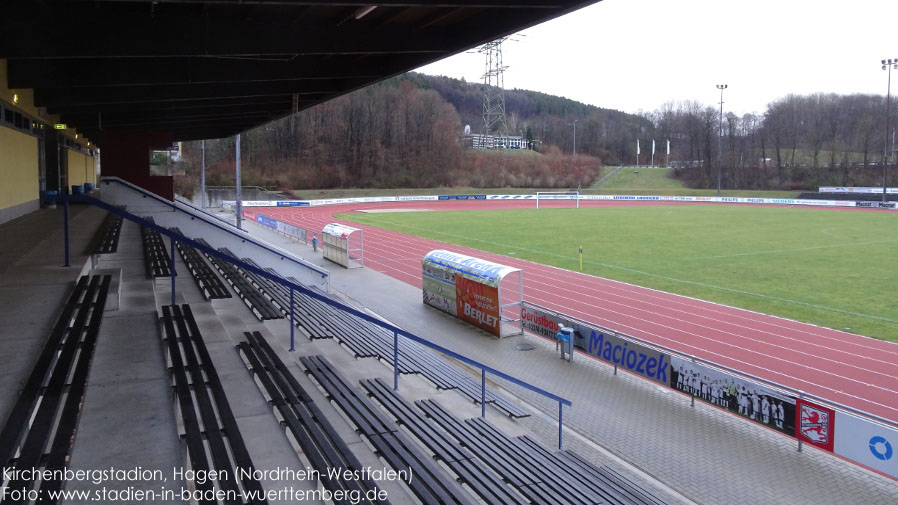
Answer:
[{"left": 1, "top": 1, "right": 598, "bottom": 144}]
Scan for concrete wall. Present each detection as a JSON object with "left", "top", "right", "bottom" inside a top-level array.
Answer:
[{"left": 0, "top": 126, "right": 39, "bottom": 224}]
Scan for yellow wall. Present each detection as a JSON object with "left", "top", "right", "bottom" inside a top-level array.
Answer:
[
  {"left": 67, "top": 149, "right": 97, "bottom": 188},
  {"left": 0, "top": 126, "right": 39, "bottom": 209}
]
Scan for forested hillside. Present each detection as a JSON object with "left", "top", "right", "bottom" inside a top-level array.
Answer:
[
  {"left": 176, "top": 72, "right": 897, "bottom": 195},
  {"left": 177, "top": 75, "right": 604, "bottom": 195},
  {"left": 646, "top": 93, "right": 896, "bottom": 190}
]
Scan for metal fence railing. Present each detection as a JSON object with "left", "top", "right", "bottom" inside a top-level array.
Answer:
[
  {"left": 523, "top": 300, "right": 898, "bottom": 475},
  {"left": 64, "top": 194, "right": 574, "bottom": 449}
]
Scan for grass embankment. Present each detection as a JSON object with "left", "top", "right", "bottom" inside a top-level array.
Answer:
[
  {"left": 291, "top": 170, "right": 799, "bottom": 200},
  {"left": 591, "top": 166, "right": 797, "bottom": 198},
  {"left": 341, "top": 205, "right": 898, "bottom": 342}
]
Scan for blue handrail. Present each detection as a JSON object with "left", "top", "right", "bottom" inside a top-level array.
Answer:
[
  {"left": 69, "top": 193, "right": 572, "bottom": 447},
  {"left": 173, "top": 195, "right": 235, "bottom": 226},
  {"left": 99, "top": 178, "right": 327, "bottom": 280}
]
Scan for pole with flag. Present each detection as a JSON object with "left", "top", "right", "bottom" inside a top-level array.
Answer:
[
  {"left": 579, "top": 245, "right": 583, "bottom": 271},
  {"left": 651, "top": 139, "right": 656, "bottom": 168},
  {"left": 636, "top": 139, "right": 640, "bottom": 168},
  {"left": 666, "top": 139, "right": 671, "bottom": 168}
]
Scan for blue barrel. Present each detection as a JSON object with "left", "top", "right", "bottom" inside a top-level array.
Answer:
[
  {"left": 44, "top": 190, "right": 58, "bottom": 208},
  {"left": 71, "top": 185, "right": 83, "bottom": 195}
]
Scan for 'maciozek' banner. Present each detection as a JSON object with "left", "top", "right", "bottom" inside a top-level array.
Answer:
[{"left": 520, "top": 303, "right": 669, "bottom": 385}]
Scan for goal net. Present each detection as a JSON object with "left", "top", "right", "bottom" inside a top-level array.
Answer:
[{"left": 536, "top": 190, "right": 581, "bottom": 209}]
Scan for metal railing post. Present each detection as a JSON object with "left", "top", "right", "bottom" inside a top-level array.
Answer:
[
  {"left": 558, "top": 403, "right": 564, "bottom": 449},
  {"left": 691, "top": 356, "right": 697, "bottom": 407},
  {"left": 62, "top": 197, "right": 71, "bottom": 267},
  {"left": 170, "top": 237, "right": 177, "bottom": 306},
  {"left": 289, "top": 287, "right": 295, "bottom": 351},
  {"left": 797, "top": 391, "right": 804, "bottom": 452},
  {"left": 393, "top": 331, "right": 399, "bottom": 391},
  {"left": 481, "top": 369, "right": 487, "bottom": 418}
]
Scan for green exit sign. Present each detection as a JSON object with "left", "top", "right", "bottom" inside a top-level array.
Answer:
[{"left": 54, "top": 124, "right": 66, "bottom": 130}]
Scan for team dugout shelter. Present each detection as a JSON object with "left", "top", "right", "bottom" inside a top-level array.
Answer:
[
  {"left": 422, "top": 250, "right": 523, "bottom": 338},
  {"left": 321, "top": 223, "right": 363, "bottom": 269}
]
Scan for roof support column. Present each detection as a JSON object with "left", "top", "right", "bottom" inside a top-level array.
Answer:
[{"left": 99, "top": 131, "right": 174, "bottom": 200}]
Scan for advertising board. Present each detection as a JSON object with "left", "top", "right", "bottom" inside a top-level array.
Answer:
[
  {"left": 834, "top": 411, "right": 898, "bottom": 479},
  {"left": 795, "top": 399, "right": 836, "bottom": 452},
  {"left": 422, "top": 262, "right": 456, "bottom": 316},
  {"left": 520, "top": 303, "right": 669, "bottom": 384},
  {"left": 670, "top": 356, "right": 796, "bottom": 436},
  {"left": 456, "top": 276, "right": 500, "bottom": 335},
  {"left": 855, "top": 201, "right": 897, "bottom": 209},
  {"left": 257, "top": 215, "right": 277, "bottom": 228}
]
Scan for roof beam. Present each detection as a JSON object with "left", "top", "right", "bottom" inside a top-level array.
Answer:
[
  {"left": 6, "top": 55, "right": 423, "bottom": 89},
  {"left": 33, "top": 80, "right": 343, "bottom": 108},
  {"left": 47, "top": 95, "right": 299, "bottom": 114},
  {"left": 61, "top": 101, "right": 294, "bottom": 128},
  {"left": 1, "top": 6, "right": 458, "bottom": 58},
  {"left": 89, "top": 1, "right": 564, "bottom": 7}
]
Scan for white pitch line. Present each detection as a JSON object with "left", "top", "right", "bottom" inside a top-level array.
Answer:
[
  {"left": 268, "top": 203, "right": 898, "bottom": 418},
  {"left": 352, "top": 218, "right": 898, "bottom": 326},
  {"left": 690, "top": 238, "right": 898, "bottom": 260}
]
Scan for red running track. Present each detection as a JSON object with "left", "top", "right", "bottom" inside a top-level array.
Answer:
[{"left": 260, "top": 199, "right": 898, "bottom": 422}]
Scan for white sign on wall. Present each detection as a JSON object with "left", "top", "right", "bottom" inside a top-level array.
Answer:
[{"left": 833, "top": 411, "right": 898, "bottom": 478}]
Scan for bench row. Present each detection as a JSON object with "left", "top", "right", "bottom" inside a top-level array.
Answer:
[
  {"left": 231, "top": 258, "right": 528, "bottom": 418},
  {"left": 364, "top": 377, "right": 667, "bottom": 505},
  {"left": 301, "top": 355, "right": 476, "bottom": 505},
  {"left": 0, "top": 275, "right": 112, "bottom": 502},
  {"left": 160, "top": 303, "right": 267, "bottom": 505},
  {"left": 238, "top": 331, "right": 389, "bottom": 505}
]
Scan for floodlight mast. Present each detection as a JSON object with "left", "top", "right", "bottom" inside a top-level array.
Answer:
[
  {"left": 882, "top": 58, "right": 897, "bottom": 203},
  {"left": 567, "top": 119, "right": 578, "bottom": 156},
  {"left": 716, "top": 84, "right": 727, "bottom": 198}
]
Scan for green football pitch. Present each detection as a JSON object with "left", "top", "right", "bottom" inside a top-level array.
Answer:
[{"left": 340, "top": 205, "right": 898, "bottom": 342}]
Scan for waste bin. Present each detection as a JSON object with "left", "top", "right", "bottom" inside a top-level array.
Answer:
[
  {"left": 556, "top": 325, "right": 574, "bottom": 362},
  {"left": 42, "top": 190, "right": 58, "bottom": 209},
  {"left": 84, "top": 182, "right": 94, "bottom": 193},
  {"left": 71, "top": 185, "right": 83, "bottom": 195}
]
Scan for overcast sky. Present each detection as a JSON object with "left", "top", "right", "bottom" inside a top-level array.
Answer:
[{"left": 418, "top": 0, "right": 898, "bottom": 116}]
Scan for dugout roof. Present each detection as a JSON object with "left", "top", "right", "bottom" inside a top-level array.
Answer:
[
  {"left": 1, "top": 1, "right": 598, "bottom": 145},
  {"left": 423, "top": 249, "right": 520, "bottom": 288}
]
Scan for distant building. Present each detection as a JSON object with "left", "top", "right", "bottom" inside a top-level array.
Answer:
[
  {"left": 151, "top": 141, "right": 182, "bottom": 163},
  {"left": 462, "top": 133, "right": 531, "bottom": 150}
]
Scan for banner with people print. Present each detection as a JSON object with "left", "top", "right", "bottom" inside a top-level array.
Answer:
[{"left": 669, "top": 356, "right": 796, "bottom": 436}]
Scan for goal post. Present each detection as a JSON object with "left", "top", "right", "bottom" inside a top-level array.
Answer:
[{"left": 536, "top": 190, "right": 580, "bottom": 209}]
